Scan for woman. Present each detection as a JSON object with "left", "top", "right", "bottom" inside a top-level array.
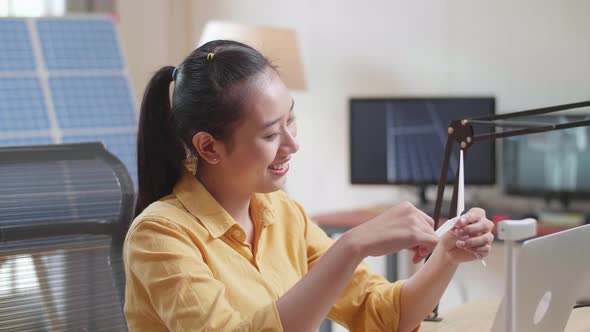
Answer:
[{"left": 124, "top": 40, "right": 494, "bottom": 332}]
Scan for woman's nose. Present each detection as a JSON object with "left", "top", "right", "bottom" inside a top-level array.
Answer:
[{"left": 282, "top": 128, "right": 299, "bottom": 154}]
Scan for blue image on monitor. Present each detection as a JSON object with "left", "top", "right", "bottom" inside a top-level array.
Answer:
[{"left": 350, "top": 97, "right": 496, "bottom": 185}]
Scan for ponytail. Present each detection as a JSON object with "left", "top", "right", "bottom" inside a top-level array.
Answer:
[
  {"left": 133, "top": 66, "right": 185, "bottom": 219},
  {"left": 131, "top": 40, "right": 274, "bottom": 226}
]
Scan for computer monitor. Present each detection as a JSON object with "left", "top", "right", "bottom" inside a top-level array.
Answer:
[
  {"left": 349, "top": 97, "right": 496, "bottom": 198},
  {"left": 503, "top": 114, "right": 590, "bottom": 208}
]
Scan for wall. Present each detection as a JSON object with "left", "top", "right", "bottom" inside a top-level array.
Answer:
[
  {"left": 180, "top": 0, "right": 590, "bottom": 215},
  {"left": 116, "top": 0, "right": 192, "bottom": 104},
  {"left": 118, "top": 0, "right": 590, "bottom": 214}
]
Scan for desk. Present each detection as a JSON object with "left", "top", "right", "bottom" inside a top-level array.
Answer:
[
  {"left": 312, "top": 207, "right": 586, "bottom": 332},
  {"left": 311, "top": 206, "right": 576, "bottom": 238},
  {"left": 421, "top": 299, "right": 590, "bottom": 332}
]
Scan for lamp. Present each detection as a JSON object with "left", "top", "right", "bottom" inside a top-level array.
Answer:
[
  {"left": 426, "top": 100, "right": 590, "bottom": 321},
  {"left": 199, "top": 20, "right": 306, "bottom": 90}
]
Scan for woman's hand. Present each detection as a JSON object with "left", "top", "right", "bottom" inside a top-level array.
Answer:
[
  {"left": 349, "top": 201, "right": 439, "bottom": 259},
  {"left": 439, "top": 207, "right": 494, "bottom": 264}
]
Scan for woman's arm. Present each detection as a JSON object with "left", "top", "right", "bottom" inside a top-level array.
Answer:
[
  {"left": 397, "top": 242, "right": 459, "bottom": 332},
  {"left": 277, "top": 201, "right": 440, "bottom": 332},
  {"left": 276, "top": 231, "right": 364, "bottom": 332},
  {"left": 398, "top": 208, "right": 494, "bottom": 332}
]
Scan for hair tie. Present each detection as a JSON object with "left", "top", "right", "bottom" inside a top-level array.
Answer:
[
  {"left": 207, "top": 53, "right": 215, "bottom": 61},
  {"left": 172, "top": 67, "right": 178, "bottom": 81}
]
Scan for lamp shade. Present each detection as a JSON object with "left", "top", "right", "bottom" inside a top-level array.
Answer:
[{"left": 199, "top": 21, "right": 306, "bottom": 90}]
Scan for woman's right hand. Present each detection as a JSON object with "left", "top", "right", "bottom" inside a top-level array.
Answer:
[{"left": 348, "top": 201, "right": 439, "bottom": 259}]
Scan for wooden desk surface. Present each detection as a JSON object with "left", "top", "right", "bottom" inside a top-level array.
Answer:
[
  {"left": 420, "top": 299, "right": 590, "bottom": 332},
  {"left": 311, "top": 206, "right": 572, "bottom": 237}
]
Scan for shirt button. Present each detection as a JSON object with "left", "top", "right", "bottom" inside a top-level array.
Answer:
[{"left": 232, "top": 229, "right": 242, "bottom": 238}]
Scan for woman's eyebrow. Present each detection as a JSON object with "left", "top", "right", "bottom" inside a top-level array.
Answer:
[{"left": 260, "top": 98, "right": 295, "bottom": 130}]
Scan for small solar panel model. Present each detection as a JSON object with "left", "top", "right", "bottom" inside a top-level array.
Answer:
[
  {"left": 349, "top": 97, "right": 496, "bottom": 205},
  {"left": 0, "top": 17, "right": 138, "bottom": 185}
]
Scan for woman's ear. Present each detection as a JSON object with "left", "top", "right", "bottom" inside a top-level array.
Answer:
[{"left": 192, "top": 132, "right": 222, "bottom": 164}]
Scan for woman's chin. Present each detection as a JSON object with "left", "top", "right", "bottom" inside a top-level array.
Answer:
[{"left": 257, "top": 178, "right": 287, "bottom": 193}]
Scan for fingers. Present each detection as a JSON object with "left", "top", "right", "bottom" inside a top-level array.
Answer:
[
  {"left": 455, "top": 218, "right": 493, "bottom": 237},
  {"left": 415, "top": 208, "right": 435, "bottom": 228},
  {"left": 397, "top": 201, "right": 439, "bottom": 252},
  {"left": 409, "top": 223, "right": 438, "bottom": 253},
  {"left": 472, "top": 244, "right": 492, "bottom": 256},
  {"left": 417, "top": 232, "right": 439, "bottom": 253},
  {"left": 410, "top": 246, "right": 432, "bottom": 264},
  {"left": 421, "top": 233, "right": 440, "bottom": 254},
  {"left": 456, "top": 232, "right": 494, "bottom": 249},
  {"left": 412, "top": 250, "right": 425, "bottom": 264},
  {"left": 400, "top": 201, "right": 435, "bottom": 228},
  {"left": 456, "top": 208, "right": 486, "bottom": 227},
  {"left": 410, "top": 247, "right": 422, "bottom": 264}
]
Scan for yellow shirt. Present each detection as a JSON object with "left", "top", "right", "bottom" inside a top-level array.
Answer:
[{"left": 124, "top": 169, "right": 406, "bottom": 331}]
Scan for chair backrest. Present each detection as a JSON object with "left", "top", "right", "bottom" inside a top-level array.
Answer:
[{"left": 0, "top": 142, "right": 134, "bottom": 331}]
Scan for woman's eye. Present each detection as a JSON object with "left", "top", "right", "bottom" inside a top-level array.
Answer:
[
  {"left": 287, "top": 116, "right": 296, "bottom": 125},
  {"left": 264, "top": 133, "right": 279, "bottom": 140}
]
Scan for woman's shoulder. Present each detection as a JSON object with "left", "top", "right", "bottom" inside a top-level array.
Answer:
[{"left": 127, "top": 194, "right": 197, "bottom": 236}]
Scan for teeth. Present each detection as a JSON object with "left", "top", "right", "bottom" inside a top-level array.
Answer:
[{"left": 269, "top": 162, "right": 287, "bottom": 170}]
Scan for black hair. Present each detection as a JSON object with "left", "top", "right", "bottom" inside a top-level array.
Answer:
[{"left": 133, "top": 40, "right": 273, "bottom": 221}]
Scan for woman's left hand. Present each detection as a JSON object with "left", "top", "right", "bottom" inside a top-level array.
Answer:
[{"left": 439, "top": 208, "right": 495, "bottom": 264}]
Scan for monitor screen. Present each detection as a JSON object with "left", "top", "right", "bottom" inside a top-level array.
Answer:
[
  {"left": 503, "top": 115, "right": 590, "bottom": 198},
  {"left": 350, "top": 97, "right": 496, "bottom": 185}
]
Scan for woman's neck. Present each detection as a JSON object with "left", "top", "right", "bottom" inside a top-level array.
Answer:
[{"left": 196, "top": 169, "right": 252, "bottom": 227}]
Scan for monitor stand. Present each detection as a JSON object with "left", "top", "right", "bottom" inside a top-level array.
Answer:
[{"left": 543, "top": 192, "right": 572, "bottom": 212}]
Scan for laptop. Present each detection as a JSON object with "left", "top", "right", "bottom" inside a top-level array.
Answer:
[{"left": 491, "top": 223, "right": 590, "bottom": 332}]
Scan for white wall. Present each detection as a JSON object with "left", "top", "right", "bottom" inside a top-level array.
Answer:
[
  {"left": 178, "top": 0, "right": 590, "bottom": 215},
  {"left": 117, "top": 0, "right": 192, "bottom": 104}
]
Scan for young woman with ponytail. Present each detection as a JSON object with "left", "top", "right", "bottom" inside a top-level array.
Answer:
[{"left": 124, "top": 40, "right": 495, "bottom": 332}]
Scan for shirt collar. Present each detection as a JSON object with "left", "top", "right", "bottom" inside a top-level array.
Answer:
[{"left": 172, "top": 168, "right": 276, "bottom": 238}]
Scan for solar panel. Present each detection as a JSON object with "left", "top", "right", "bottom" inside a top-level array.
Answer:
[
  {"left": 37, "top": 18, "right": 123, "bottom": 70},
  {"left": 0, "top": 77, "right": 50, "bottom": 131},
  {"left": 0, "top": 17, "right": 137, "bottom": 185},
  {"left": 50, "top": 76, "right": 136, "bottom": 128},
  {"left": 0, "top": 19, "right": 36, "bottom": 71},
  {"left": 0, "top": 136, "right": 53, "bottom": 147}
]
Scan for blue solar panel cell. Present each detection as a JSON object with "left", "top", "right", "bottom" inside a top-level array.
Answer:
[
  {"left": 50, "top": 76, "right": 136, "bottom": 128},
  {"left": 0, "top": 78, "right": 50, "bottom": 131},
  {"left": 37, "top": 18, "right": 123, "bottom": 70},
  {"left": 0, "top": 19, "right": 36, "bottom": 71},
  {"left": 62, "top": 133, "right": 137, "bottom": 185},
  {"left": 0, "top": 136, "right": 53, "bottom": 147}
]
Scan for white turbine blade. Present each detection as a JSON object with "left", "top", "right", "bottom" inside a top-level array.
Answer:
[{"left": 457, "top": 149, "right": 465, "bottom": 217}]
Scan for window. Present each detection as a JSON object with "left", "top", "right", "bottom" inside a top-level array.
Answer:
[{"left": 0, "top": 0, "right": 66, "bottom": 17}]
